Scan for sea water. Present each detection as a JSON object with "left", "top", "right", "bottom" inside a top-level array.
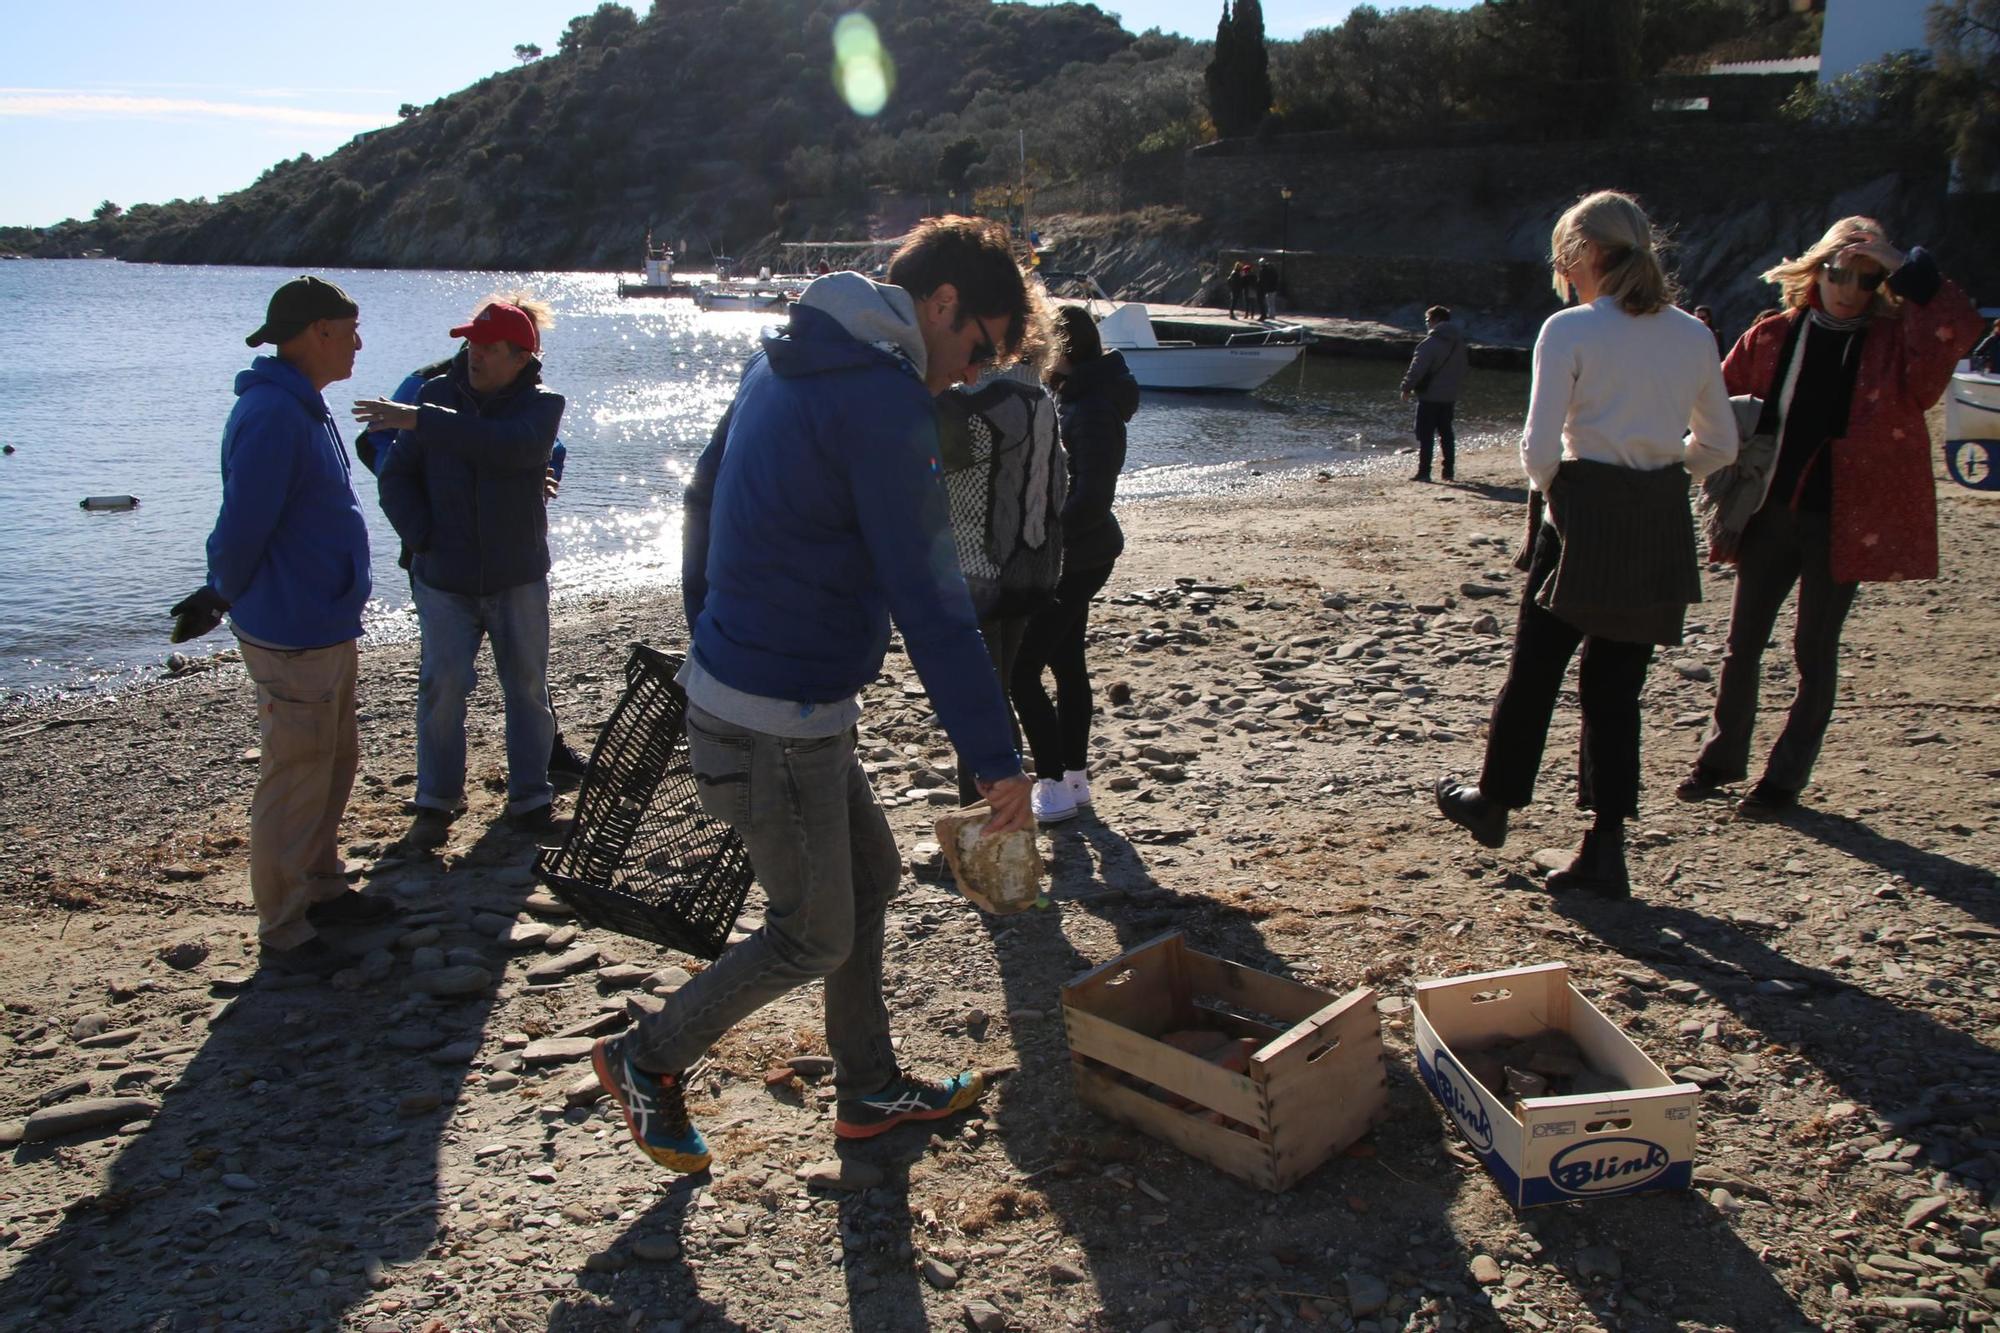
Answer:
[{"left": 0, "top": 259, "right": 1526, "bottom": 703}]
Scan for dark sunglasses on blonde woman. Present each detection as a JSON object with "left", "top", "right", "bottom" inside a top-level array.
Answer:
[{"left": 1821, "top": 263, "right": 1885, "bottom": 292}]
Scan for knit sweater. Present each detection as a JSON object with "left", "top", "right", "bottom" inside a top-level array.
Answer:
[{"left": 1520, "top": 298, "right": 1738, "bottom": 495}]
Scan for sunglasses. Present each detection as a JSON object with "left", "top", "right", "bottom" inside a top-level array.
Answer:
[
  {"left": 969, "top": 313, "right": 1001, "bottom": 369},
  {"left": 1820, "top": 262, "right": 1885, "bottom": 292}
]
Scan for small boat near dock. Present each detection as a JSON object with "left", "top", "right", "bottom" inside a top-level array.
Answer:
[{"left": 617, "top": 235, "right": 695, "bottom": 299}]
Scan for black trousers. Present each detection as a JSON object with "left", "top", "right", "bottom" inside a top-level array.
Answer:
[
  {"left": 1011, "top": 561, "right": 1116, "bottom": 781},
  {"left": 1479, "top": 524, "right": 1656, "bottom": 819},
  {"left": 1696, "top": 506, "right": 1858, "bottom": 796},
  {"left": 1414, "top": 400, "right": 1456, "bottom": 480},
  {"left": 956, "top": 615, "right": 1026, "bottom": 806}
]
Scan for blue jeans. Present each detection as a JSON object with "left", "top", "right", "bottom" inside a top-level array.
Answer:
[
  {"left": 627, "top": 705, "right": 902, "bottom": 1099},
  {"left": 411, "top": 575, "right": 555, "bottom": 816}
]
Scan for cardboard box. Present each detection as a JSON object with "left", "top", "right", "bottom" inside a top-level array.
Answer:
[
  {"left": 1061, "top": 931, "right": 1386, "bottom": 1192},
  {"left": 1413, "top": 961, "right": 1698, "bottom": 1207}
]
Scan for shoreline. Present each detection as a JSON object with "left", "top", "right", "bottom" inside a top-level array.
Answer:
[{"left": 1, "top": 450, "right": 1996, "bottom": 1330}]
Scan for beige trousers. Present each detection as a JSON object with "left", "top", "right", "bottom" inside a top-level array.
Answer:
[{"left": 240, "top": 640, "right": 359, "bottom": 948}]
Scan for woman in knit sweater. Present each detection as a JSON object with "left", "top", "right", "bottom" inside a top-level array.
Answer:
[
  {"left": 1436, "top": 190, "right": 1738, "bottom": 897},
  {"left": 1678, "top": 218, "right": 1982, "bottom": 819}
]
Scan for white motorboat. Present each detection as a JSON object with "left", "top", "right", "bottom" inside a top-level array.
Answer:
[
  {"left": 1093, "top": 302, "right": 1307, "bottom": 393},
  {"left": 1945, "top": 358, "right": 2000, "bottom": 490},
  {"left": 692, "top": 281, "right": 795, "bottom": 313}
]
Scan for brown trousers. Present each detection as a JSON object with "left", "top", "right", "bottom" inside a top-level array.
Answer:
[{"left": 239, "top": 639, "right": 359, "bottom": 948}]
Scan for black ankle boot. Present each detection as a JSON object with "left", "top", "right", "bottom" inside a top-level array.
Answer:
[
  {"left": 1546, "top": 825, "right": 1630, "bottom": 898},
  {"left": 1435, "top": 776, "right": 1508, "bottom": 849}
]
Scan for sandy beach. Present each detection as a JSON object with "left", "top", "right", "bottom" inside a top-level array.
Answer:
[{"left": 1, "top": 445, "right": 1996, "bottom": 1332}]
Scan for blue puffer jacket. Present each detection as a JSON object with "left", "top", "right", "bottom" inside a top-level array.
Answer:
[
  {"left": 205, "top": 356, "right": 372, "bottom": 648},
  {"left": 377, "top": 349, "right": 565, "bottom": 596},
  {"left": 684, "top": 278, "right": 1021, "bottom": 782}
]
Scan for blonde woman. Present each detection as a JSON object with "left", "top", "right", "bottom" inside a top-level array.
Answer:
[
  {"left": 1436, "top": 190, "right": 1738, "bottom": 897},
  {"left": 1679, "top": 219, "right": 1982, "bottom": 818}
]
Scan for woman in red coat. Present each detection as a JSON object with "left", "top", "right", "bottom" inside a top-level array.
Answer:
[{"left": 1679, "top": 217, "right": 1983, "bottom": 818}]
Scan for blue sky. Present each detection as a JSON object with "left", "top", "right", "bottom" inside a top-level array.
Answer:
[{"left": 0, "top": 1, "right": 1478, "bottom": 228}]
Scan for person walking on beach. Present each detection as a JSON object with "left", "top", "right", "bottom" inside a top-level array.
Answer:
[
  {"left": 1401, "top": 304, "right": 1470, "bottom": 482},
  {"left": 355, "top": 296, "right": 590, "bottom": 789},
  {"left": 1435, "top": 191, "right": 1737, "bottom": 898},
  {"left": 589, "top": 217, "right": 1044, "bottom": 1176},
  {"left": 1015, "top": 306, "right": 1138, "bottom": 823},
  {"left": 936, "top": 375, "right": 1065, "bottom": 806},
  {"left": 1677, "top": 219, "right": 1982, "bottom": 819},
  {"left": 187, "top": 275, "right": 391, "bottom": 974},
  {"left": 358, "top": 299, "right": 566, "bottom": 846}
]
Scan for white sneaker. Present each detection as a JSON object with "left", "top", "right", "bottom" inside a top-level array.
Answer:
[
  {"left": 1063, "top": 769, "right": 1093, "bottom": 807},
  {"left": 1031, "top": 777, "right": 1078, "bottom": 823}
]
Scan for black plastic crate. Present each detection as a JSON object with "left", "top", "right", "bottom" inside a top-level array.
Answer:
[{"left": 534, "top": 645, "right": 753, "bottom": 959}]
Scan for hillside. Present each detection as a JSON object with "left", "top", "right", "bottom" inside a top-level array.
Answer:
[{"left": 19, "top": 0, "right": 1202, "bottom": 269}]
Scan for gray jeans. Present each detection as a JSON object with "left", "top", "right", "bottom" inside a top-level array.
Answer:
[
  {"left": 1696, "top": 506, "right": 1859, "bottom": 796},
  {"left": 627, "top": 704, "right": 901, "bottom": 1098}
]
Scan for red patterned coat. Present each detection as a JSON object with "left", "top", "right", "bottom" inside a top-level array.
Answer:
[{"left": 1721, "top": 262, "right": 1982, "bottom": 583}]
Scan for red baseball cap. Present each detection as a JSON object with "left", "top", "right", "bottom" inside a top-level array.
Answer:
[{"left": 450, "top": 302, "right": 539, "bottom": 353}]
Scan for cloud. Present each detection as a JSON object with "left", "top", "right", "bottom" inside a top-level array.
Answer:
[{"left": 0, "top": 88, "right": 388, "bottom": 129}]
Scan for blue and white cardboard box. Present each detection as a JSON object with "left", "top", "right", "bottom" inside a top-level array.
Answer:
[{"left": 1413, "top": 961, "right": 1699, "bottom": 1208}]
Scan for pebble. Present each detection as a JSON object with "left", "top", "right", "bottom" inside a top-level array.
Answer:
[
  {"left": 1345, "top": 1271, "right": 1388, "bottom": 1315},
  {"left": 525, "top": 945, "right": 599, "bottom": 983},
  {"left": 919, "top": 1257, "right": 959, "bottom": 1289},
  {"left": 964, "top": 1299, "right": 1007, "bottom": 1331},
  {"left": 1902, "top": 1195, "right": 1952, "bottom": 1230},
  {"left": 406, "top": 965, "right": 493, "bottom": 998},
  {"left": 1470, "top": 1254, "right": 1502, "bottom": 1285},
  {"left": 800, "top": 1157, "right": 884, "bottom": 1190},
  {"left": 21, "top": 1096, "right": 157, "bottom": 1142},
  {"left": 220, "top": 1173, "right": 258, "bottom": 1191},
  {"left": 632, "top": 1235, "right": 681, "bottom": 1263},
  {"left": 521, "top": 1037, "right": 596, "bottom": 1066},
  {"left": 1573, "top": 1245, "right": 1621, "bottom": 1281}
]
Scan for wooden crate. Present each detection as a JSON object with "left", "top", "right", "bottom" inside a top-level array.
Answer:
[{"left": 1060, "top": 931, "right": 1386, "bottom": 1192}]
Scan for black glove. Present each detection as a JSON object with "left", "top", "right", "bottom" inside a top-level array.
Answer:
[{"left": 169, "top": 587, "right": 231, "bottom": 643}]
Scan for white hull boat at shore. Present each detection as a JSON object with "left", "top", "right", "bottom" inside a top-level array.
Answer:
[
  {"left": 1945, "top": 359, "right": 2000, "bottom": 490},
  {"left": 693, "top": 281, "right": 795, "bottom": 313},
  {"left": 1092, "top": 302, "right": 1306, "bottom": 393}
]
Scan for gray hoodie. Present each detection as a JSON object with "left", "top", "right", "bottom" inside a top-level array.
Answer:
[{"left": 1401, "top": 319, "right": 1470, "bottom": 403}]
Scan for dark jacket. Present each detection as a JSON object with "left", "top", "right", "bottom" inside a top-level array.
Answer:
[
  {"left": 683, "top": 276, "right": 1021, "bottom": 782},
  {"left": 1540, "top": 458, "right": 1701, "bottom": 646},
  {"left": 204, "top": 356, "right": 372, "bottom": 648},
  {"left": 377, "top": 349, "right": 565, "bottom": 596},
  {"left": 1054, "top": 349, "right": 1138, "bottom": 571},
  {"left": 1401, "top": 320, "right": 1470, "bottom": 403}
]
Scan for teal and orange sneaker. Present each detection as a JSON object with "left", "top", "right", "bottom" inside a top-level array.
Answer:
[
  {"left": 835, "top": 1069, "right": 987, "bottom": 1140},
  {"left": 591, "top": 1036, "right": 711, "bottom": 1173}
]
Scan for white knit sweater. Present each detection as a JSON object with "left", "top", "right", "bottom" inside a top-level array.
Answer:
[{"left": 1519, "top": 296, "right": 1739, "bottom": 495}]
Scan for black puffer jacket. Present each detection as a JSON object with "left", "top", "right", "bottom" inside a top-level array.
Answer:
[
  {"left": 1054, "top": 349, "right": 1139, "bottom": 571},
  {"left": 377, "top": 349, "right": 565, "bottom": 596}
]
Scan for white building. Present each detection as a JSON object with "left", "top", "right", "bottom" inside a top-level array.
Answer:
[{"left": 1818, "top": 0, "right": 1933, "bottom": 83}]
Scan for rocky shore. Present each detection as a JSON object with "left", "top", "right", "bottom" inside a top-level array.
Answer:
[{"left": 1, "top": 450, "right": 1997, "bottom": 1332}]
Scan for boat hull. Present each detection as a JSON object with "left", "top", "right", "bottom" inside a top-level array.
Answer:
[
  {"left": 1118, "top": 344, "right": 1305, "bottom": 392},
  {"left": 1945, "top": 363, "right": 2000, "bottom": 490}
]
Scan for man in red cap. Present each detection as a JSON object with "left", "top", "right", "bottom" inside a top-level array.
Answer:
[{"left": 356, "top": 299, "right": 566, "bottom": 844}]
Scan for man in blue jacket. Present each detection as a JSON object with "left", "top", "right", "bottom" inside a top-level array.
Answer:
[
  {"left": 194, "top": 276, "right": 389, "bottom": 974},
  {"left": 592, "top": 217, "right": 1042, "bottom": 1175},
  {"left": 358, "top": 302, "right": 566, "bottom": 844}
]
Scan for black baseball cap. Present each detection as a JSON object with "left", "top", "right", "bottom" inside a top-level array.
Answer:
[{"left": 246, "top": 276, "right": 359, "bottom": 348}]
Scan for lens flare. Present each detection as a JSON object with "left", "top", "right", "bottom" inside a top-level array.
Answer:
[{"left": 832, "top": 13, "right": 894, "bottom": 117}]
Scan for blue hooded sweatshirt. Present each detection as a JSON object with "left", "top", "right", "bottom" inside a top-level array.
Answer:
[
  {"left": 205, "top": 355, "right": 372, "bottom": 648},
  {"left": 683, "top": 274, "right": 1022, "bottom": 783}
]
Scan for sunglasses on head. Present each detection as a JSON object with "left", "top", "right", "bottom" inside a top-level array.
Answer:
[{"left": 1821, "top": 262, "right": 1885, "bottom": 292}]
